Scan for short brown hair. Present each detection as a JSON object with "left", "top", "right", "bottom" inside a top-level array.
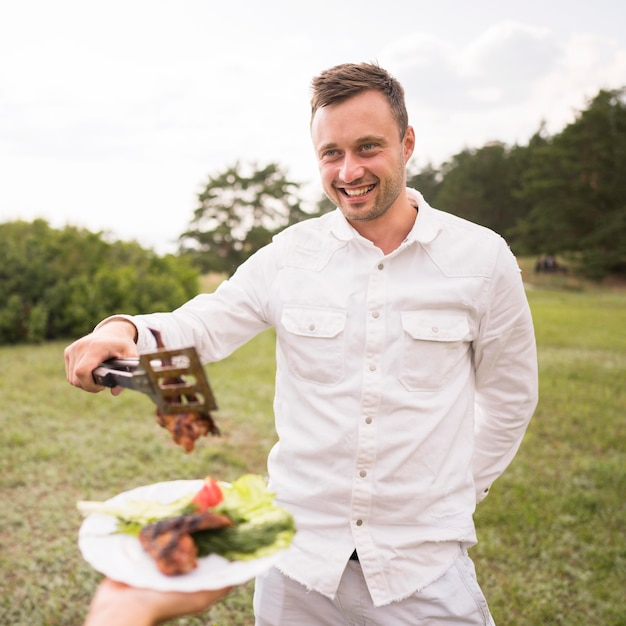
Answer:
[{"left": 310, "top": 62, "right": 408, "bottom": 138}]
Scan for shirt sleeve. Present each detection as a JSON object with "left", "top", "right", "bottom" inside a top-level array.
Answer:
[
  {"left": 471, "top": 240, "right": 538, "bottom": 503},
  {"left": 126, "top": 243, "right": 276, "bottom": 362}
]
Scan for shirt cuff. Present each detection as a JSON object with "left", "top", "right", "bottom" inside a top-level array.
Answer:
[{"left": 94, "top": 315, "right": 158, "bottom": 353}]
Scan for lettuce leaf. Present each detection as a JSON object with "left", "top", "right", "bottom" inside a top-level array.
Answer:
[
  {"left": 77, "top": 491, "right": 197, "bottom": 535},
  {"left": 197, "top": 474, "right": 296, "bottom": 560}
]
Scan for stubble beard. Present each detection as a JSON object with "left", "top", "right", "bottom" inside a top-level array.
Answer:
[{"left": 337, "top": 169, "right": 405, "bottom": 224}]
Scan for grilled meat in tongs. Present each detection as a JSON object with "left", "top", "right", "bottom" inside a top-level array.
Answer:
[{"left": 93, "top": 345, "right": 220, "bottom": 452}]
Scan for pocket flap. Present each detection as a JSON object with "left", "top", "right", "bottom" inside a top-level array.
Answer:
[
  {"left": 282, "top": 306, "right": 346, "bottom": 338},
  {"left": 401, "top": 311, "right": 469, "bottom": 341}
]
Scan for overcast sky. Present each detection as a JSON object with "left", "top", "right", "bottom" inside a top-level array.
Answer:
[{"left": 1, "top": 0, "right": 625, "bottom": 252}]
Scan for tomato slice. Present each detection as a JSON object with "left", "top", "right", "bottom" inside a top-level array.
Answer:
[{"left": 191, "top": 477, "right": 224, "bottom": 511}]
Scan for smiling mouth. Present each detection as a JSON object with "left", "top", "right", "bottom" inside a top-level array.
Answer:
[{"left": 341, "top": 184, "right": 375, "bottom": 198}]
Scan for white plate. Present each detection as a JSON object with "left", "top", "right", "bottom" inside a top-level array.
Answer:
[{"left": 78, "top": 479, "right": 285, "bottom": 591}]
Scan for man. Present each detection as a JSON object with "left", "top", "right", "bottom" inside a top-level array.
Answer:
[{"left": 66, "top": 62, "right": 538, "bottom": 625}]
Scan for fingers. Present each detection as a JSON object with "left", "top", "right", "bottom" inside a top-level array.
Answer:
[
  {"left": 84, "top": 578, "right": 233, "bottom": 626},
  {"left": 64, "top": 337, "right": 101, "bottom": 392},
  {"left": 157, "top": 585, "right": 234, "bottom": 617},
  {"left": 65, "top": 320, "right": 139, "bottom": 392}
]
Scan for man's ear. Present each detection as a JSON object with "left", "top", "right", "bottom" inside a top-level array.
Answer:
[{"left": 403, "top": 126, "right": 416, "bottom": 163}]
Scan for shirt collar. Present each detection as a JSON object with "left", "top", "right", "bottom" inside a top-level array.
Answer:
[
  {"left": 328, "top": 187, "right": 442, "bottom": 245},
  {"left": 329, "top": 208, "right": 356, "bottom": 242},
  {"left": 405, "top": 188, "right": 441, "bottom": 244}
]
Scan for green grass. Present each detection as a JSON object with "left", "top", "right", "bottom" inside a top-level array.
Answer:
[{"left": 1, "top": 283, "right": 625, "bottom": 625}]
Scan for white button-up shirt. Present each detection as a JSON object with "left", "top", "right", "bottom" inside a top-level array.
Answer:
[{"left": 127, "top": 189, "right": 538, "bottom": 606}]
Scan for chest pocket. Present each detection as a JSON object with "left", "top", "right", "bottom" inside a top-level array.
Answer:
[
  {"left": 281, "top": 306, "right": 347, "bottom": 386},
  {"left": 400, "top": 311, "right": 471, "bottom": 391}
]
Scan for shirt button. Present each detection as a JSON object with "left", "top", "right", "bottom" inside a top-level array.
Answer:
[
  {"left": 308, "top": 323, "right": 316, "bottom": 331},
  {"left": 356, "top": 519, "right": 363, "bottom": 526},
  {"left": 372, "top": 311, "right": 380, "bottom": 319},
  {"left": 359, "top": 470, "right": 367, "bottom": 478},
  {"left": 432, "top": 326, "right": 439, "bottom": 333},
  {"left": 365, "top": 417, "right": 372, "bottom": 424},
  {"left": 368, "top": 364, "right": 376, "bottom": 371},
  {"left": 377, "top": 263, "right": 384, "bottom": 270}
]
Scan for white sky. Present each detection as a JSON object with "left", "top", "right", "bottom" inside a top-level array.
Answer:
[{"left": 1, "top": 0, "right": 625, "bottom": 252}]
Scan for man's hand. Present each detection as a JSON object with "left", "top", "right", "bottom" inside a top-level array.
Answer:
[
  {"left": 65, "top": 319, "right": 139, "bottom": 393},
  {"left": 83, "top": 578, "right": 232, "bottom": 626}
]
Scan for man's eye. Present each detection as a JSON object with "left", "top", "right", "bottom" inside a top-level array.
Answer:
[
  {"left": 320, "top": 149, "right": 340, "bottom": 161},
  {"left": 361, "top": 143, "right": 375, "bottom": 152}
]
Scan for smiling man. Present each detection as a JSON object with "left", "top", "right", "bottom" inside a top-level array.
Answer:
[
  {"left": 66, "top": 62, "right": 538, "bottom": 625},
  {"left": 311, "top": 77, "right": 416, "bottom": 254}
]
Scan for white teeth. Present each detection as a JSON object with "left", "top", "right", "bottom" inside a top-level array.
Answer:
[{"left": 344, "top": 185, "right": 373, "bottom": 197}]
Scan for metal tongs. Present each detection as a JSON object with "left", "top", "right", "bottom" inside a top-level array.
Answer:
[{"left": 92, "top": 346, "right": 217, "bottom": 416}]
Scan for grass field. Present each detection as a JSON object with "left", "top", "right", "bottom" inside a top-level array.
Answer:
[{"left": 1, "top": 278, "right": 625, "bottom": 625}]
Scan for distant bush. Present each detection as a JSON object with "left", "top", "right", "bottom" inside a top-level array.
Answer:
[{"left": 0, "top": 219, "right": 199, "bottom": 344}]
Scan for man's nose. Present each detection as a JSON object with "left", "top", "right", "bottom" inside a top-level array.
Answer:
[{"left": 339, "top": 154, "right": 365, "bottom": 183}]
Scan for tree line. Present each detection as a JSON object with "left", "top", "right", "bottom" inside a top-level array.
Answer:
[
  {"left": 1, "top": 86, "right": 624, "bottom": 344},
  {"left": 408, "top": 87, "right": 626, "bottom": 280},
  {"left": 0, "top": 220, "right": 198, "bottom": 344}
]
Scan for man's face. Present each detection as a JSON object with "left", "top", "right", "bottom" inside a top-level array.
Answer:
[{"left": 311, "top": 90, "right": 415, "bottom": 224}]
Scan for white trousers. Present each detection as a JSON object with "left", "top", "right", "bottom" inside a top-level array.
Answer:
[{"left": 253, "top": 551, "right": 496, "bottom": 625}]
